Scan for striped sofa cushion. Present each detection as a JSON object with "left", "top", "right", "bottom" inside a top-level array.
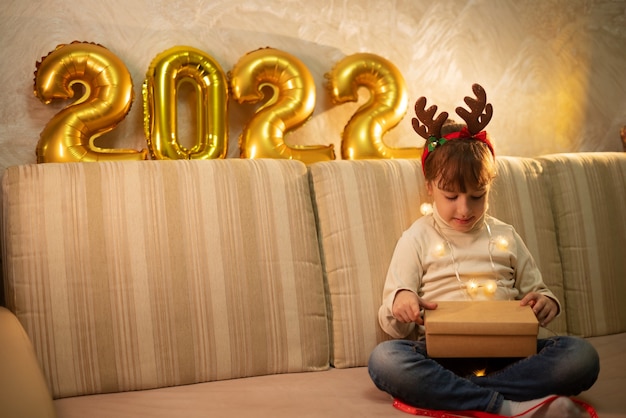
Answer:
[
  {"left": 1, "top": 159, "right": 329, "bottom": 399},
  {"left": 539, "top": 153, "right": 626, "bottom": 337},
  {"left": 309, "top": 159, "right": 426, "bottom": 367},
  {"left": 489, "top": 157, "right": 567, "bottom": 335},
  {"left": 309, "top": 157, "right": 568, "bottom": 368}
]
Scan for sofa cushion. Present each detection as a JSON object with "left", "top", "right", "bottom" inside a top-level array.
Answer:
[
  {"left": 52, "top": 334, "right": 626, "bottom": 418},
  {"left": 54, "top": 358, "right": 393, "bottom": 418},
  {"left": 579, "top": 333, "right": 626, "bottom": 416},
  {"left": 539, "top": 153, "right": 626, "bottom": 337},
  {"left": 309, "top": 157, "right": 569, "bottom": 368},
  {"left": 309, "top": 159, "right": 427, "bottom": 367},
  {"left": 1, "top": 159, "right": 329, "bottom": 399},
  {"left": 488, "top": 157, "right": 567, "bottom": 335}
]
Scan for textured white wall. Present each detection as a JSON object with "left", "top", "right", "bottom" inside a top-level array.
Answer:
[{"left": 1, "top": 0, "right": 625, "bottom": 173}]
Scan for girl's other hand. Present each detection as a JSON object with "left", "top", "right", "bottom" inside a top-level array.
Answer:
[
  {"left": 392, "top": 290, "right": 438, "bottom": 325},
  {"left": 520, "top": 292, "right": 558, "bottom": 326}
]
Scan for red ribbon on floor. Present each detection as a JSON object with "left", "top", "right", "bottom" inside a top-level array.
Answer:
[{"left": 392, "top": 396, "right": 598, "bottom": 418}]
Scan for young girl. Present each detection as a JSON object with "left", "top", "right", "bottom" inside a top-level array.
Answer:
[{"left": 368, "top": 85, "right": 599, "bottom": 418}]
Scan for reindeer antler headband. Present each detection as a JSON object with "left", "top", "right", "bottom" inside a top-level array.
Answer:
[{"left": 412, "top": 83, "right": 494, "bottom": 173}]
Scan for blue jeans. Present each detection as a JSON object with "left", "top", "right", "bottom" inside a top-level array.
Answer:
[{"left": 368, "top": 336, "right": 599, "bottom": 413}]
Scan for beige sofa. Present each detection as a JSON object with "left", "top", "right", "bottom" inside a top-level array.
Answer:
[{"left": 1, "top": 153, "right": 624, "bottom": 418}]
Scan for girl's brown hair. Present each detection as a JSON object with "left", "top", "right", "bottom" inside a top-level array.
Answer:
[{"left": 423, "top": 122, "right": 496, "bottom": 193}]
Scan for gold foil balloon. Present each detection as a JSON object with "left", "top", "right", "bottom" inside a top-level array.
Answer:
[
  {"left": 34, "top": 41, "right": 148, "bottom": 163},
  {"left": 230, "top": 47, "right": 335, "bottom": 164},
  {"left": 143, "top": 46, "right": 228, "bottom": 160},
  {"left": 326, "top": 53, "right": 420, "bottom": 160}
]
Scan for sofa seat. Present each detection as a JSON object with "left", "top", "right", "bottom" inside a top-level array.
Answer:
[
  {"left": 54, "top": 368, "right": 391, "bottom": 418},
  {"left": 53, "top": 333, "right": 626, "bottom": 418},
  {"left": 579, "top": 333, "right": 626, "bottom": 417}
]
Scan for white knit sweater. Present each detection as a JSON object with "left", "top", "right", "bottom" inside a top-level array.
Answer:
[{"left": 378, "top": 205, "right": 560, "bottom": 339}]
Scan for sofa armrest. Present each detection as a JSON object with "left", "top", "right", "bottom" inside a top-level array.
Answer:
[{"left": 0, "top": 307, "right": 56, "bottom": 418}]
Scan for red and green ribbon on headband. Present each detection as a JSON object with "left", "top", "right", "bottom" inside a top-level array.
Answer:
[{"left": 421, "top": 127, "right": 495, "bottom": 170}]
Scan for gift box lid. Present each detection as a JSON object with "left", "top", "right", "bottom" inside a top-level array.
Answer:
[{"left": 425, "top": 300, "right": 539, "bottom": 336}]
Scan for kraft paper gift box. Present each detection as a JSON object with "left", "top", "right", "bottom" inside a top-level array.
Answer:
[{"left": 425, "top": 301, "right": 539, "bottom": 358}]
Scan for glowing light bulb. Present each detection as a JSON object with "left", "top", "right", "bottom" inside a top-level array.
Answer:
[
  {"left": 420, "top": 202, "right": 433, "bottom": 216},
  {"left": 432, "top": 242, "right": 446, "bottom": 257},
  {"left": 485, "top": 280, "right": 497, "bottom": 296},
  {"left": 495, "top": 236, "right": 509, "bottom": 250},
  {"left": 473, "top": 368, "right": 487, "bottom": 377},
  {"left": 466, "top": 279, "right": 479, "bottom": 297}
]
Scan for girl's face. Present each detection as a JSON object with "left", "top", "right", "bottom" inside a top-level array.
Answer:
[{"left": 427, "top": 180, "right": 490, "bottom": 232}]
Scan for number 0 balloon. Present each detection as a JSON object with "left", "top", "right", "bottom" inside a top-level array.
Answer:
[
  {"left": 143, "top": 46, "right": 228, "bottom": 160},
  {"left": 34, "top": 41, "right": 148, "bottom": 163}
]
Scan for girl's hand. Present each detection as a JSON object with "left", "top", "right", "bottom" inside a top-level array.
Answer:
[
  {"left": 520, "top": 292, "right": 558, "bottom": 326},
  {"left": 392, "top": 290, "right": 438, "bottom": 325}
]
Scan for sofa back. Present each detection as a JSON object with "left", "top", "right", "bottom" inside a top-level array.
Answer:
[
  {"left": 2, "top": 153, "right": 624, "bottom": 397},
  {"left": 1, "top": 160, "right": 330, "bottom": 399}
]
